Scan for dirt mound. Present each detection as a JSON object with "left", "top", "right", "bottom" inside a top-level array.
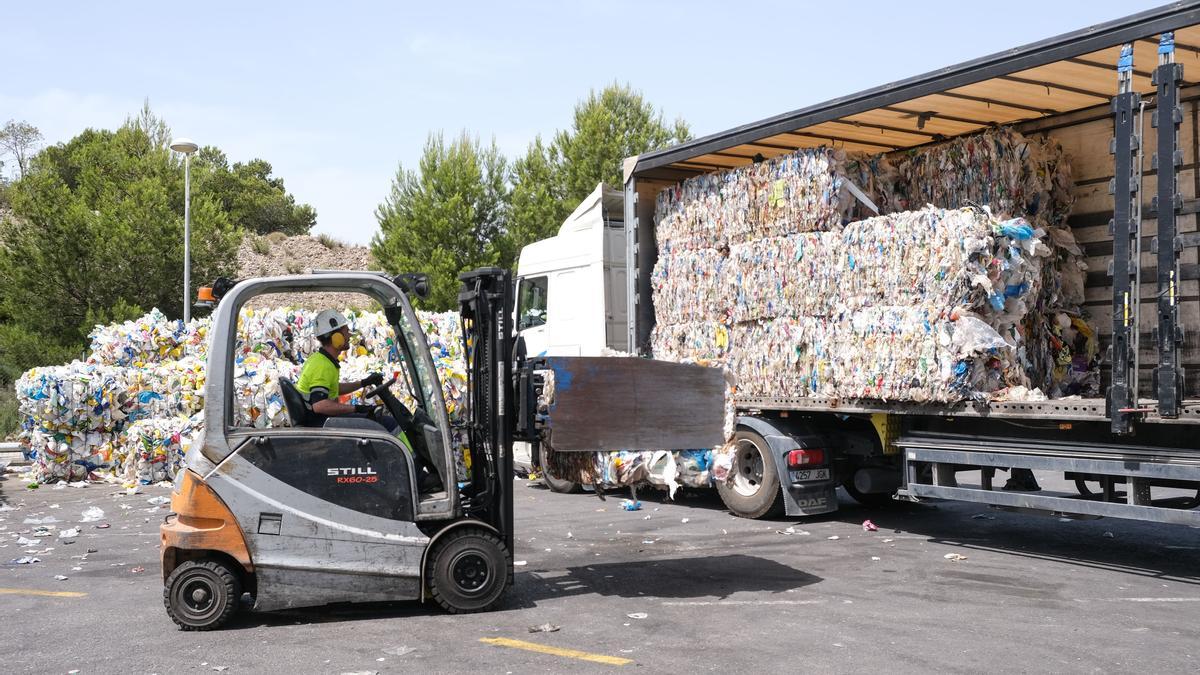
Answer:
[{"left": 236, "top": 233, "right": 378, "bottom": 310}]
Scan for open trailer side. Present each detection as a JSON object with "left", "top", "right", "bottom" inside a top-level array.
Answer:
[{"left": 624, "top": 3, "right": 1200, "bottom": 523}]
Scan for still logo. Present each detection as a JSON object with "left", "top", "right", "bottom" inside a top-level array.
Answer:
[
  {"left": 328, "top": 466, "right": 379, "bottom": 483},
  {"left": 327, "top": 467, "right": 378, "bottom": 476}
]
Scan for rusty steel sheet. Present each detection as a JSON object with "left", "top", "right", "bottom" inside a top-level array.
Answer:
[{"left": 543, "top": 357, "right": 725, "bottom": 451}]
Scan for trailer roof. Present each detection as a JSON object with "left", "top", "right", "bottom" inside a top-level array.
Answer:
[{"left": 628, "top": 2, "right": 1200, "bottom": 182}]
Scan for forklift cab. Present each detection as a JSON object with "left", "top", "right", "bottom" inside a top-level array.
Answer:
[{"left": 162, "top": 272, "right": 516, "bottom": 629}]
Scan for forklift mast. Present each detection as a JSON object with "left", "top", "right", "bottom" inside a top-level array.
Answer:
[{"left": 457, "top": 268, "right": 522, "bottom": 555}]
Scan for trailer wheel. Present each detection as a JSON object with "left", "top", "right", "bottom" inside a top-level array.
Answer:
[
  {"left": 164, "top": 558, "right": 242, "bottom": 631},
  {"left": 543, "top": 467, "right": 583, "bottom": 494},
  {"left": 427, "top": 528, "right": 508, "bottom": 614},
  {"left": 717, "top": 429, "right": 783, "bottom": 519}
]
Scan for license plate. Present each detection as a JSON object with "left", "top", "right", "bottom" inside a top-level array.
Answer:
[{"left": 789, "top": 468, "right": 830, "bottom": 482}]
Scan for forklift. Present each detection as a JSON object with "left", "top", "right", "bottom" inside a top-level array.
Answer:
[
  {"left": 160, "top": 267, "right": 723, "bottom": 629},
  {"left": 159, "top": 268, "right": 543, "bottom": 629}
]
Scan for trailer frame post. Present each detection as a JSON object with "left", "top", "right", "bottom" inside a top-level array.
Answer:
[
  {"left": 1151, "top": 32, "right": 1185, "bottom": 418},
  {"left": 1108, "top": 42, "right": 1142, "bottom": 434}
]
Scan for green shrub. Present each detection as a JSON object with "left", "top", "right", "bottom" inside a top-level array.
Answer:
[
  {"left": 266, "top": 231, "right": 288, "bottom": 244},
  {"left": 251, "top": 236, "right": 271, "bottom": 255},
  {"left": 316, "top": 233, "right": 344, "bottom": 250},
  {"left": 0, "top": 387, "right": 21, "bottom": 441},
  {"left": 284, "top": 259, "right": 304, "bottom": 275}
]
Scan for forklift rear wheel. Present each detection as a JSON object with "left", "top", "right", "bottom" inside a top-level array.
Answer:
[
  {"left": 164, "top": 558, "right": 242, "bottom": 631},
  {"left": 427, "top": 529, "right": 508, "bottom": 614},
  {"left": 717, "top": 429, "right": 784, "bottom": 519}
]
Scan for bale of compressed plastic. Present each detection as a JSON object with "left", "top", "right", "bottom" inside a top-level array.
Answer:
[
  {"left": 651, "top": 206, "right": 1047, "bottom": 403},
  {"left": 16, "top": 307, "right": 470, "bottom": 483}
]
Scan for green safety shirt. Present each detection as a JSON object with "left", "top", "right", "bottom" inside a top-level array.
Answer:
[
  {"left": 296, "top": 349, "right": 340, "bottom": 404},
  {"left": 295, "top": 349, "right": 413, "bottom": 451}
]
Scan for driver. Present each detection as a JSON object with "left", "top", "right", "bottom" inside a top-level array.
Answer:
[{"left": 296, "top": 309, "right": 398, "bottom": 432}]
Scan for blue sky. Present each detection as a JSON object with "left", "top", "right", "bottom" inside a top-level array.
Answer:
[{"left": 3, "top": 1, "right": 1168, "bottom": 244}]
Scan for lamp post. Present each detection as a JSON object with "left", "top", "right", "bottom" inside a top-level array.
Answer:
[{"left": 170, "top": 138, "right": 199, "bottom": 323}]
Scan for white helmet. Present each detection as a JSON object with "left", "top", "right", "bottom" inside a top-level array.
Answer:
[{"left": 314, "top": 309, "right": 350, "bottom": 337}]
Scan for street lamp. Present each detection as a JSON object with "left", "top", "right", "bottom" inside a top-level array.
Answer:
[{"left": 170, "top": 137, "right": 199, "bottom": 323}]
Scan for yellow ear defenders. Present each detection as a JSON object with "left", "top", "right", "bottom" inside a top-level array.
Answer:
[{"left": 330, "top": 331, "right": 347, "bottom": 349}]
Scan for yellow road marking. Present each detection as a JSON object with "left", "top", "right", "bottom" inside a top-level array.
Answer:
[
  {"left": 0, "top": 587, "right": 87, "bottom": 598},
  {"left": 480, "top": 637, "right": 632, "bottom": 666}
]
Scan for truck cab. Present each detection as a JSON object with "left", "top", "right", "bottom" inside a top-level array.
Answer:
[{"left": 515, "top": 184, "right": 627, "bottom": 357}]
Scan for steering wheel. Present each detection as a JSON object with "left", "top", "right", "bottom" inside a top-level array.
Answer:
[{"left": 361, "top": 375, "right": 398, "bottom": 400}]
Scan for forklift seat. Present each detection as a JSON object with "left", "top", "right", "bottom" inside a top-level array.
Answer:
[{"left": 279, "top": 378, "right": 309, "bottom": 427}]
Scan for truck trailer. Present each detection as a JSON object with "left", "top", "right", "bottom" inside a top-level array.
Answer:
[{"left": 587, "top": 4, "right": 1200, "bottom": 523}]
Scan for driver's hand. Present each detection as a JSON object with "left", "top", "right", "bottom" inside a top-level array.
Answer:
[{"left": 362, "top": 372, "right": 384, "bottom": 388}]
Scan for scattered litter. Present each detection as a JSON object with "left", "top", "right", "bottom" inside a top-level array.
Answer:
[
  {"left": 566, "top": 532, "right": 574, "bottom": 539},
  {"left": 620, "top": 499, "right": 642, "bottom": 511},
  {"left": 54, "top": 574, "right": 68, "bottom": 581},
  {"left": 1103, "top": 532, "right": 1114, "bottom": 539},
  {"left": 95, "top": 523, "right": 110, "bottom": 529},
  {"left": 944, "top": 553, "right": 968, "bottom": 562},
  {"left": 10, "top": 556, "right": 40, "bottom": 564},
  {"left": 72, "top": 566, "right": 82, "bottom": 571},
  {"left": 513, "top": 560, "right": 527, "bottom": 567},
  {"left": 58, "top": 527, "right": 80, "bottom": 540},
  {"left": 626, "top": 612, "right": 648, "bottom": 620},
  {"left": 862, "top": 520, "right": 878, "bottom": 532},
  {"left": 642, "top": 515, "right": 651, "bottom": 520},
  {"left": 23, "top": 516, "right": 59, "bottom": 525},
  {"left": 16, "top": 536, "right": 38, "bottom": 546},
  {"left": 147, "top": 496, "right": 171, "bottom": 506},
  {"left": 870, "top": 556, "right": 881, "bottom": 561},
  {"left": 680, "top": 518, "right": 690, "bottom": 524},
  {"left": 528, "top": 623, "right": 561, "bottom": 633},
  {"left": 382, "top": 646, "right": 415, "bottom": 657},
  {"left": 212, "top": 667, "right": 228, "bottom": 672},
  {"left": 80, "top": 507, "right": 105, "bottom": 522},
  {"left": 641, "top": 539, "right": 657, "bottom": 545},
  {"left": 130, "top": 566, "right": 145, "bottom": 574},
  {"left": 971, "top": 514, "right": 996, "bottom": 520},
  {"left": 882, "top": 538, "right": 894, "bottom": 543},
  {"left": 827, "top": 535, "right": 840, "bottom": 541}
]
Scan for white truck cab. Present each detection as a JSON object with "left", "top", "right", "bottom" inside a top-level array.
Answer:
[{"left": 515, "top": 184, "right": 627, "bottom": 357}]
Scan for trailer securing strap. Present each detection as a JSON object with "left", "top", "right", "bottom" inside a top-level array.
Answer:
[
  {"left": 1118, "top": 43, "right": 1135, "bottom": 73},
  {"left": 1159, "top": 30, "right": 1176, "bottom": 55}
]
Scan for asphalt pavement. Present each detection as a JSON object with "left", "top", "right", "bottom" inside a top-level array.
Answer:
[{"left": 2, "top": 468, "right": 1198, "bottom": 674}]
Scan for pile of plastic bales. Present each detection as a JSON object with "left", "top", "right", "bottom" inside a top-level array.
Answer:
[
  {"left": 650, "top": 128, "right": 1099, "bottom": 405},
  {"left": 15, "top": 308, "right": 467, "bottom": 484}
]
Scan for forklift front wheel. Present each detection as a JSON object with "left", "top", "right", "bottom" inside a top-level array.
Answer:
[
  {"left": 164, "top": 558, "right": 242, "bottom": 631},
  {"left": 427, "top": 528, "right": 508, "bottom": 614}
]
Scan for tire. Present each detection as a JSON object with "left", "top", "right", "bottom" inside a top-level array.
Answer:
[
  {"left": 541, "top": 450, "right": 582, "bottom": 494},
  {"left": 841, "top": 480, "right": 896, "bottom": 507},
  {"left": 164, "top": 558, "right": 242, "bottom": 631},
  {"left": 427, "top": 528, "right": 509, "bottom": 614},
  {"left": 717, "top": 429, "right": 784, "bottom": 519},
  {"left": 543, "top": 467, "right": 583, "bottom": 494}
]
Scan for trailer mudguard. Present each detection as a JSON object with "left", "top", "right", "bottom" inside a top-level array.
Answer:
[{"left": 738, "top": 415, "right": 838, "bottom": 517}]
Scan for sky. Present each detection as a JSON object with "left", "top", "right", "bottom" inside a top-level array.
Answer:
[{"left": 2, "top": 0, "right": 1172, "bottom": 244}]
